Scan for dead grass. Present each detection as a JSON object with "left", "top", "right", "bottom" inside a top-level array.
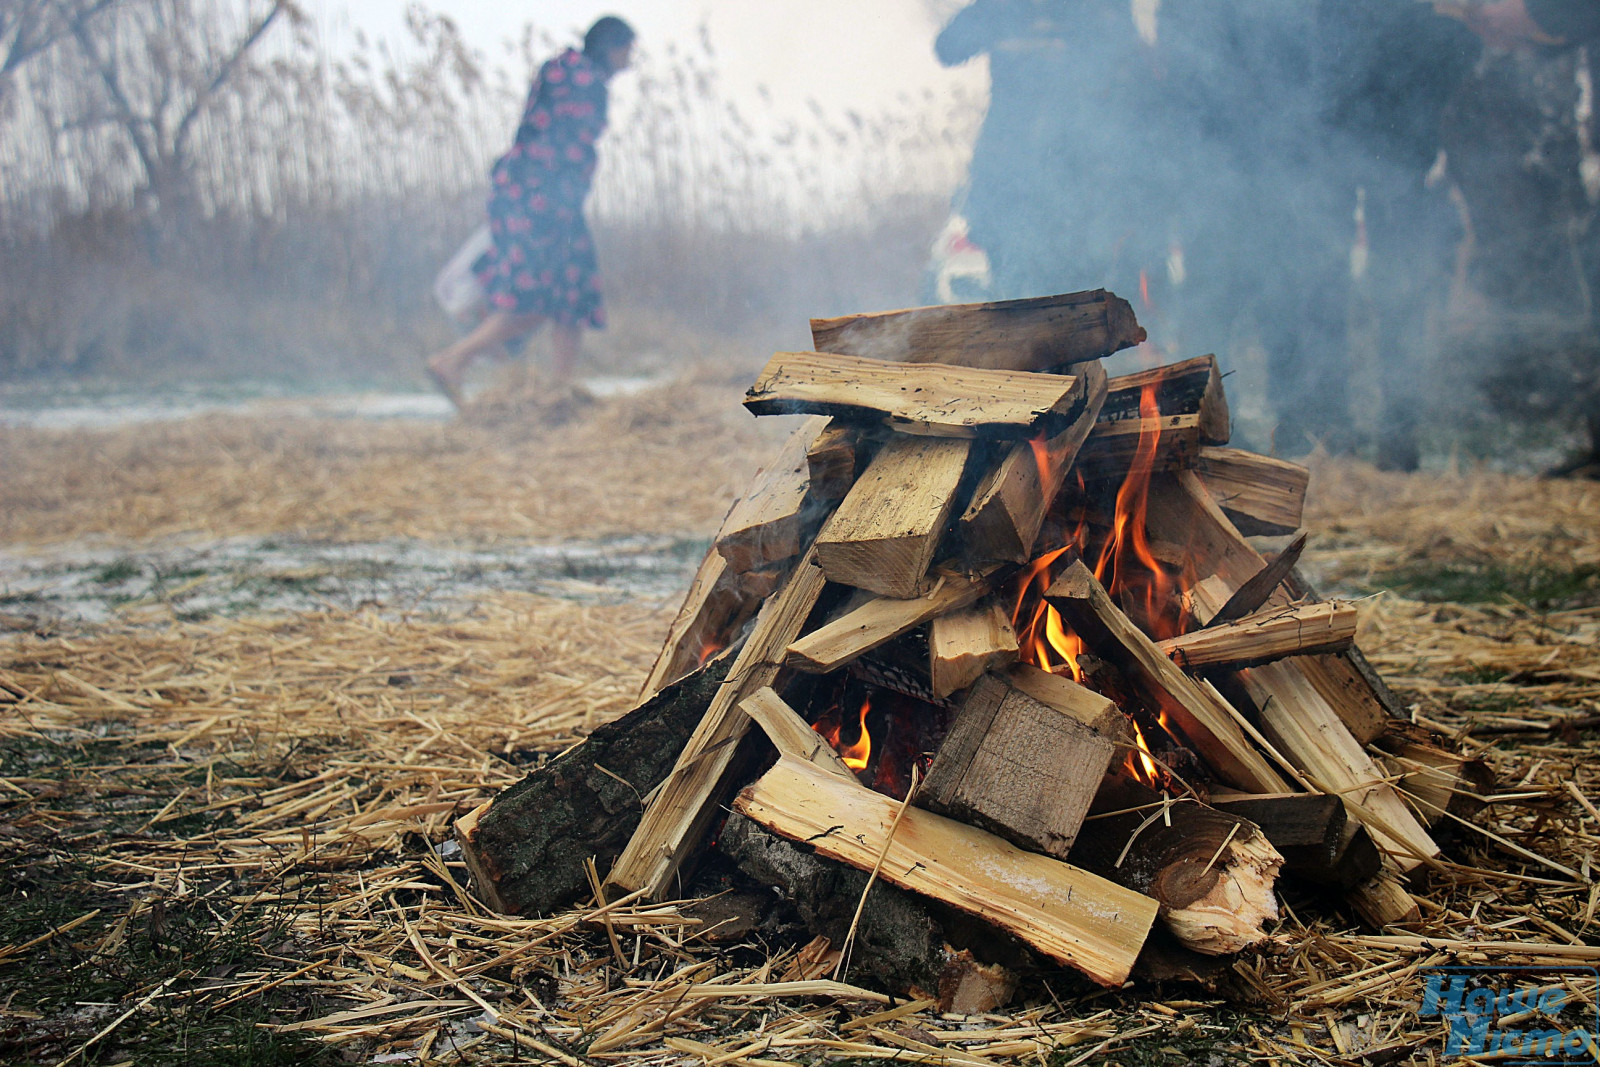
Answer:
[
  {"left": 5, "top": 403, "right": 1600, "bottom": 1064},
  {"left": 0, "top": 369, "right": 787, "bottom": 547}
]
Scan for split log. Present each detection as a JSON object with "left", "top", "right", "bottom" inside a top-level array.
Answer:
[
  {"left": 815, "top": 434, "right": 973, "bottom": 599},
  {"left": 456, "top": 657, "right": 732, "bottom": 915},
  {"left": 1202, "top": 793, "right": 1381, "bottom": 890},
  {"left": 1195, "top": 447, "right": 1309, "bottom": 536},
  {"left": 806, "top": 420, "right": 862, "bottom": 502},
  {"left": 1078, "top": 414, "right": 1205, "bottom": 482},
  {"left": 1001, "top": 662, "right": 1129, "bottom": 738},
  {"left": 717, "top": 812, "right": 1024, "bottom": 1008},
  {"left": 638, "top": 549, "right": 758, "bottom": 702},
  {"left": 734, "top": 756, "right": 1160, "bottom": 987},
  {"left": 1143, "top": 472, "right": 1437, "bottom": 868},
  {"left": 1377, "top": 728, "right": 1494, "bottom": 829},
  {"left": 959, "top": 362, "right": 1109, "bottom": 565},
  {"left": 1068, "top": 777, "right": 1281, "bottom": 956},
  {"left": 786, "top": 573, "right": 989, "bottom": 674},
  {"left": 1158, "top": 601, "right": 1358, "bottom": 670},
  {"left": 1347, "top": 863, "right": 1422, "bottom": 928},
  {"left": 607, "top": 549, "right": 830, "bottom": 900},
  {"left": 1236, "top": 660, "right": 1440, "bottom": 872},
  {"left": 1098, "top": 353, "right": 1230, "bottom": 445},
  {"left": 1285, "top": 569, "right": 1406, "bottom": 742},
  {"left": 716, "top": 416, "right": 829, "bottom": 574},
  {"left": 1207, "top": 531, "right": 1308, "bottom": 625},
  {"left": 1043, "top": 559, "right": 1289, "bottom": 794},
  {"left": 1209, "top": 793, "right": 1353, "bottom": 885},
  {"left": 808, "top": 289, "right": 1145, "bottom": 373},
  {"left": 738, "top": 687, "right": 858, "bottom": 781},
  {"left": 744, "top": 350, "right": 1090, "bottom": 439},
  {"left": 920, "top": 668, "right": 1120, "bottom": 858},
  {"left": 928, "top": 601, "right": 1020, "bottom": 698}
]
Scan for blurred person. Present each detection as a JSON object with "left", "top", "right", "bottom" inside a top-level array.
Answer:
[{"left": 426, "top": 15, "right": 635, "bottom": 409}]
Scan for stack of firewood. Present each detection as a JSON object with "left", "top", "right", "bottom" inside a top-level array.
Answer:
[{"left": 456, "top": 290, "right": 1490, "bottom": 1005}]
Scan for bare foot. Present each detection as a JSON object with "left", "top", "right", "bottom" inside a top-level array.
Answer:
[{"left": 425, "top": 359, "right": 466, "bottom": 411}]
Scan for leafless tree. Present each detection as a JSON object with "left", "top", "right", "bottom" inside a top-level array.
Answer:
[
  {"left": 65, "top": 0, "right": 298, "bottom": 216},
  {"left": 0, "top": 0, "right": 118, "bottom": 105}
]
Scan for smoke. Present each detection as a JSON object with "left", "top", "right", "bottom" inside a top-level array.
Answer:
[{"left": 933, "top": 0, "right": 1590, "bottom": 466}]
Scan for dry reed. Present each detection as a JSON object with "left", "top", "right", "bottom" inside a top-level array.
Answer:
[{"left": 4, "top": 400, "right": 1600, "bottom": 1063}]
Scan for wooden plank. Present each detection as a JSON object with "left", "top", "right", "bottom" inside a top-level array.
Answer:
[
  {"left": 786, "top": 573, "right": 988, "bottom": 674},
  {"left": 808, "top": 289, "right": 1146, "bottom": 373},
  {"left": 928, "top": 601, "right": 1020, "bottom": 698},
  {"left": 806, "top": 419, "right": 861, "bottom": 502},
  {"left": 1377, "top": 728, "right": 1494, "bottom": 829},
  {"left": 737, "top": 687, "right": 858, "bottom": 781},
  {"left": 716, "top": 416, "right": 828, "bottom": 574},
  {"left": 1207, "top": 531, "right": 1308, "bottom": 625},
  {"left": 959, "top": 361, "right": 1108, "bottom": 565},
  {"left": 1069, "top": 777, "right": 1281, "bottom": 956},
  {"left": 1195, "top": 446, "right": 1309, "bottom": 536},
  {"left": 815, "top": 434, "right": 973, "bottom": 599},
  {"left": 1159, "top": 601, "right": 1358, "bottom": 670},
  {"left": 1043, "top": 560, "right": 1289, "bottom": 794},
  {"left": 744, "top": 350, "right": 1088, "bottom": 439},
  {"left": 734, "top": 756, "right": 1159, "bottom": 987},
  {"left": 920, "top": 671, "right": 1117, "bottom": 859},
  {"left": 607, "top": 549, "right": 830, "bottom": 900}
]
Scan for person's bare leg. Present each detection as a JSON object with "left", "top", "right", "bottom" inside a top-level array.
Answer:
[
  {"left": 550, "top": 322, "right": 581, "bottom": 382},
  {"left": 428, "top": 311, "right": 545, "bottom": 392}
]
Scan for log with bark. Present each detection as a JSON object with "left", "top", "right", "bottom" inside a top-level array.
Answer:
[{"left": 1068, "top": 777, "right": 1282, "bottom": 955}]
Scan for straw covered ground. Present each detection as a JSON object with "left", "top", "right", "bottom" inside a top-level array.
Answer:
[{"left": 3, "top": 378, "right": 1600, "bottom": 1066}]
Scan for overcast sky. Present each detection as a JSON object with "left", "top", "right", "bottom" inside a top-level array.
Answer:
[{"left": 313, "top": 0, "right": 983, "bottom": 121}]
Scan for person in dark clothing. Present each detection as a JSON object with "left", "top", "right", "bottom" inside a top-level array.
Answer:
[{"left": 427, "top": 16, "right": 635, "bottom": 408}]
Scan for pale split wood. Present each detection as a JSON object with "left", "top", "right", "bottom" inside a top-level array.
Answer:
[
  {"left": 929, "top": 601, "right": 1020, "bottom": 699},
  {"left": 1151, "top": 472, "right": 1438, "bottom": 870},
  {"left": 1043, "top": 559, "right": 1289, "bottom": 794},
  {"left": 716, "top": 415, "right": 830, "bottom": 574},
  {"left": 1158, "top": 601, "right": 1358, "bottom": 670},
  {"left": 734, "top": 756, "right": 1159, "bottom": 987},
  {"left": 1000, "top": 663, "right": 1125, "bottom": 737},
  {"left": 1238, "top": 659, "right": 1440, "bottom": 873},
  {"left": 1195, "top": 446, "right": 1309, "bottom": 536},
  {"left": 786, "top": 573, "right": 990, "bottom": 674},
  {"left": 960, "top": 361, "right": 1109, "bottom": 565},
  {"left": 639, "top": 543, "right": 749, "bottom": 702},
  {"left": 744, "top": 351, "right": 1087, "bottom": 439},
  {"left": 808, "top": 289, "right": 1146, "bottom": 372},
  {"left": 607, "top": 548, "right": 830, "bottom": 900},
  {"left": 737, "top": 687, "right": 858, "bottom": 781},
  {"left": 815, "top": 435, "right": 974, "bottom": 599}
]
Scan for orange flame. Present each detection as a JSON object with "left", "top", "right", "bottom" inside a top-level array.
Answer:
[
  {"left": 1125, "top": 718, "right": 1161, "bottom": 784},
  {"left": 1139, "top": 268, "right": 1151, "bottom": 308},
  {"left": 1092, "top": 381, "right": 1189, "bottom": 640},
  {"left": 1027, "top": 432, "right": 1054, "bottom": 494},
  {"left": 839, "top": 697, "right": 872, "bottom": 771}
]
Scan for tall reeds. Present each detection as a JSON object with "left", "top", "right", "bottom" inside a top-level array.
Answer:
[{"left": 0, "top": 1, "right": 980, "bottom": 379}]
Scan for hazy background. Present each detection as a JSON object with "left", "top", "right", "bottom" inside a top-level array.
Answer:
[{"left": 3, "top": 0, "right": 1598, "bottom": 468}]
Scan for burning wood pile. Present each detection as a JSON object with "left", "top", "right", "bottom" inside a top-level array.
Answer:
[{"left": 455, "top": 290, "right": 1490, "bottom": 1008}]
